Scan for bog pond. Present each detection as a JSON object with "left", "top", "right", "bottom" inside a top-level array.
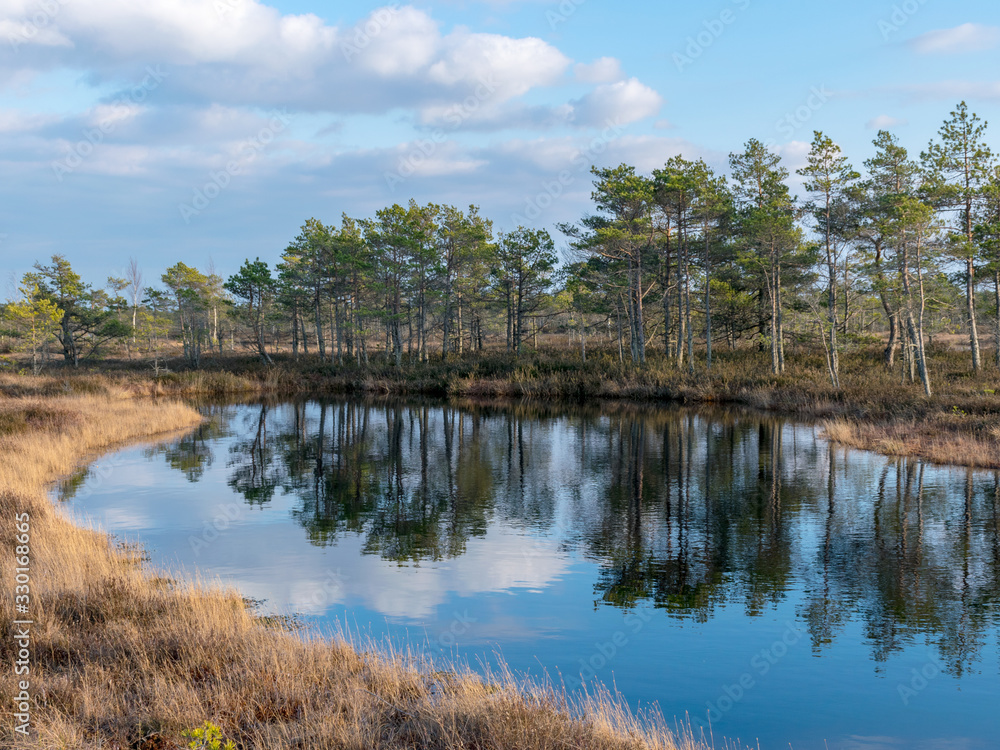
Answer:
[{"left": 57, "top": 398, "right": 1000, "bottom": 750}]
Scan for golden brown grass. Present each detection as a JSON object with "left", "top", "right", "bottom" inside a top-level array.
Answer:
[
  {"left": 0, "top": 392, "right": 705, "bottom": 750},
  {"left": 4, "top": 340, "right": 1000, "bottom": 469},
  {"left": 822, "top": 416, "right": 1000, "bottom": 469}
]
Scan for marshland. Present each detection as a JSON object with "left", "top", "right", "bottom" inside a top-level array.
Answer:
[{"left": 4, "top": 8, "right": 1000, "bottom": 746}]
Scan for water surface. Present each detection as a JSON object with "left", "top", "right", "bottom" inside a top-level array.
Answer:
[{"left": 58, "top": 399, "right": 1000, "bottom": 750}]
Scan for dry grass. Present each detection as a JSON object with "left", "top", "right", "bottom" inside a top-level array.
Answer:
[
  {"left": 3, "top": 341, "right": 1000, "bottom": 468},
  {"left": 0, "top": 392, "right": 705, "bottom": 749},
  {"left": 822, "top": 417, "right": 1000, "bottom": 469}
]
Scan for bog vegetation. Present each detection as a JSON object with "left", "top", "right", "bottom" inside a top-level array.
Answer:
[{"left": 3, "top": 103, "right": 1000, "bottom": 403}]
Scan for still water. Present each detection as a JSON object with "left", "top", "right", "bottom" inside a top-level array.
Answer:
[{"left": 57, "top": 399, "right": 1000, "bottom": 750}]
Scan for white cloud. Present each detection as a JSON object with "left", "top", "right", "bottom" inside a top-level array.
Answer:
[
  {"left": 771, "top": 139, "right": 811, "bottom": 171},
  {"left": 0, "top": 110, "right": 58, "bottom": 133},
  {"left": 0, "top": 2, "right": 571, "bottom": 117},
  {"left": 0, "top": 19, "right": 73, "bottom": 48},
  {"left": 570, "top": 77, "right": 663, "bottom": 128},
  {"left": 427, "top": 31, "right": 569, "bottom": 97},
  {"left": 866, "top": 114, "right": 908, "bottom": 130},
  {"left": 574, "top": 57, "right": 624, "bottom": 84},
  {"left": 598, "top": 134, "right": 722, "bottom": 173},
  {"left": 908, "top": 23, "right": 1000, "bottom": 54}
]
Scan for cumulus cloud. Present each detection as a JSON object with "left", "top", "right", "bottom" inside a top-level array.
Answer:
[
  {"left": 866, "top": 114, "right": 908, "bottom": 130},
  {"left": 908, "top": 23, "right": 1000, "bottom": 54},
  {"left": 574, "top": 57, "right": 624, "bottom": 84},
  {"left": 0, "top": 2, "right": 571, "bottom": 116},
  {"left": 569, "top": 78, "right": 663, "bottom": 128},
  {"left": 772, "top": 140, "right": 812, "bottom": 185},
  {"left": 0, "top": 0, "right": 681, "bottom": 278}
]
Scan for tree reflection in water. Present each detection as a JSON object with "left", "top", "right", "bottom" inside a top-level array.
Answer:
[{"left": 147, "top": 398, "right": 1000, "bottom": 675}]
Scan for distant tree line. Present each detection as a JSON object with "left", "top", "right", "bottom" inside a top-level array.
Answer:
[{"left": 3, "top": 102, "right": 999, "bottom": 396}]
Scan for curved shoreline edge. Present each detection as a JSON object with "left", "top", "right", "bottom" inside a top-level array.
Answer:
[{"left": 0, "top": 391, "right": 705, "bottom": 750}]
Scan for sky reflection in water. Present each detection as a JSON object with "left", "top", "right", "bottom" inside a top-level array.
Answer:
[{"left": 58, "top": 399, "right": 1000, "bottom": 750}]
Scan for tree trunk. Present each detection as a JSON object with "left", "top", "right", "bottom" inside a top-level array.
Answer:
[
  {"left": 457, "top": 293, "right": 464, "bottom": 356},
  {"left": 616, "top": 300, "right": 624, "bottom": 363},
  {"left": 329, "top": 300, "right": 338, "bottom": 366},
  {"left": 827, "top": 246, "right": 840, "bottom": 389},
  {"left": 885, "top": 312, "right": 899, "bottom": 368},
  {"left": 704, "top": 230, "right": 712, "bottom": 371},
  {"left": 635, "top": 253, "right": 646, "bottom": 365},
  {"left": 915, "top": 245, "right": 932, "bottom": 397},
  {"left": 842, "top": 258, "right": 850, "bottom": 336},
  {"left": 685, "top": 250, "right": 694, "bottom": 373},
  {"left": 770, "top": 274, "right": 780, "bottom": 375},
  {"left": 776, "top": 265, "right": 785, "bottom": 374},
  {"left": 901, "top": 239, "right": 931, "bottom": 396},
  {"left": 506, "top": 282, "right": 513, "bottom": 352},
  {"left": 994, "top": 269, "right": 1000, "bottom": 369},
  {"left": 406, "top": 302, "right": 413, "bottom": 360},
  {"left": 442, "top": 277, "right": 452, "bottom": 360},
  {"left": 255, "top": 310, "right": 272, "bottom": 365},
  {"left": 315, "top": 291, "right": 326, "bottom": 363},
  {"left": 968, "top": 257, "right": 982, "bottom": 372},
  {"left": 335, "top": 298, "right": 343, "bottom": 364}
]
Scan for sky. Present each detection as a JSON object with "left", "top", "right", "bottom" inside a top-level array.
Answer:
[{"left": 1, "top": 0, "right": 999, "bottom": 291}]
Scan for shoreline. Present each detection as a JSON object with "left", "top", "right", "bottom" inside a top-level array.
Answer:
[
  {"left": 0, "top": 389, "right": 702, "bottom": 749},
  {"left": 3, "top": 358, "right": 996, "bottom": 746},
  {"left": 4, "top": 345, "right": 999, "bottom": 469}
]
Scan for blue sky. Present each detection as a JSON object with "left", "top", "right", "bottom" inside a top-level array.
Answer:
[{"left": 1, "top": 0, "right": 998, "bottom": 289}]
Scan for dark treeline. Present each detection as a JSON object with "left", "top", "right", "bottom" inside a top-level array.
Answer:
[{"left": 4, "top": 102, "right": 1000, "bottom": 396}]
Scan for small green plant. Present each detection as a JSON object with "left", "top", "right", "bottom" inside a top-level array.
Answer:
[
  {"left": 182, "top": 722, "right": 235, "bottom": 750},
  {"left": 951, "top": 405, "right": 968, "bottom": 418}
]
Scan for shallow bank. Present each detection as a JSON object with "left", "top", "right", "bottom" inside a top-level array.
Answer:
[
  {"left": 3, "top": 345, "right": 999, "bottom": 469},
  {"left": 0, "top": 392, "right": 702, "bottom": 749}
]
